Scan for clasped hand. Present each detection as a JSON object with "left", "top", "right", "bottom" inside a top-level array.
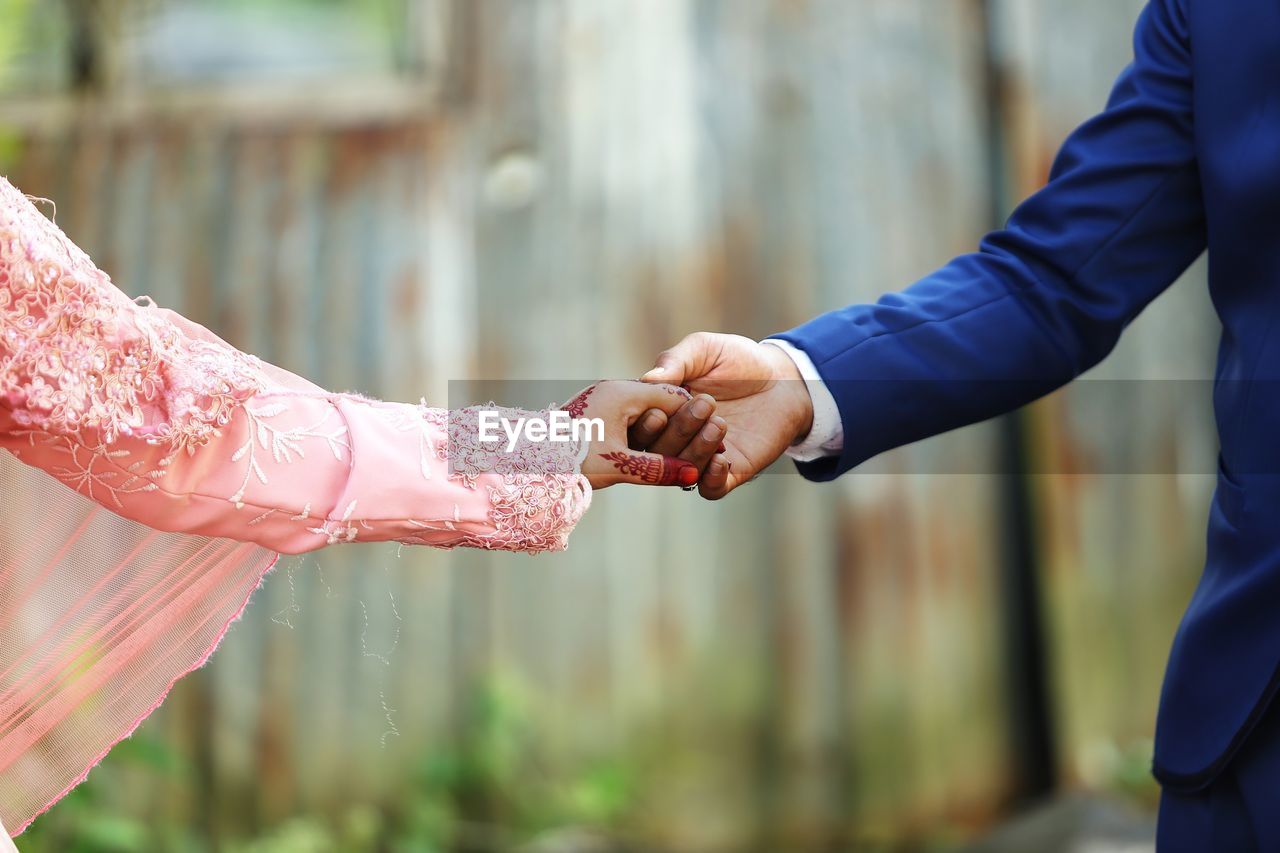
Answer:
[{"left": 570, "top": 333, "right": 815, "bottom": 496}]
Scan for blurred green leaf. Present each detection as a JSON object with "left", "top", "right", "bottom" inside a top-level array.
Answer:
[
  {"left": 233, "top": 817, "right": 334, "bottom": 853},
  {"left": 109, "top": 733, "right": 189, "bottom": 776},
  {"left": 565, "top": 764, "right": 633, "bottom": 824},
  {"left": 73, "top": 815, "right": 150, "bottom": 852}
]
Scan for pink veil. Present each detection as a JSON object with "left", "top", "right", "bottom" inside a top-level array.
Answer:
[
  {"left": 0, "top": 212, "right": 297, "bottom": 835},
  {"left": 0, "top": 452, "right": 278, "bottom": 835}
]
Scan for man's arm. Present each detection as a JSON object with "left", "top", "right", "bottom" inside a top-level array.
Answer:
[
  {"left": 647, "top": 0, "right": 1203, "bottom": 493},
  {"left": 760, "top": 339, "right": 844, "bottom": 462}
]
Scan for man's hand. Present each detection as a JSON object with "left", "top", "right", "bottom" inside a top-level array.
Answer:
[{"left": 640, "top": 333, "right": 814, "bottom": 499}]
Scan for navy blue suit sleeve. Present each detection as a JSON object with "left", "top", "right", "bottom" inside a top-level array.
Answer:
[{"left": 773, "top": 0, "right": 1205, "bottom": 481}]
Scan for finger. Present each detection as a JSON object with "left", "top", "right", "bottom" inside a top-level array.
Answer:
[
  {"left": 596, "top": 450, "right": 700, "bottom": 488},
  {"left": 646, "top": 393, "right": 716, "bottom": 457},
  {"left": 641, "top": 332, "right": 716, "bottom": 386},
  {"left": 619, "top": 380, "right": 697, "bottom": 420},
  {"left": 628, "top": 408, "right": 668, "bottom": 449},
  {"left": 699, "top": 454, "right": 732, "bottom": 499},
  {"left": 675, "top": 415, "right": 727, "bottom": 473}
]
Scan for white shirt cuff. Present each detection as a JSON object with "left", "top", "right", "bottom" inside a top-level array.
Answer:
[{"left": 761, "top": 339, "right": 844, "bottom": 462}]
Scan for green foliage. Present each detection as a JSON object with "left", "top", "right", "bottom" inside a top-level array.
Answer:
[
  {"left": 17, "top": 733, "right": 184, "bottom": 853},
  {"left": 1101, "top": 738, "right": 1161, "bottom": 810},
  {"left": 0, "top": 0, "right": 31, "bottom": 92},
  {"left": 18, "top": 675, "right": 647, "bottom": 851},
  {"left": 401, "top": 675, "right": 639, "bottom": 847},
  {"left": 0, "top": 0, "right": 28, "bottom": 173},
  {"left": 0, "top": 0, "right": 69, "bottom": 94}
]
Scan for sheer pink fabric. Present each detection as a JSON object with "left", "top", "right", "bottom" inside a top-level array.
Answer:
[
  {"left": 0, "top": 176, "right": 591, "bottom": 835},
  {"left": 0, "top": 457, "right": 278, "bottom": 836}
]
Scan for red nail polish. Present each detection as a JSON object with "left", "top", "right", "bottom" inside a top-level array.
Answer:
[
  {"left": 717, "top": 442, "right": 726, "bottom": 454},
  {"left": 678, "top": 466, "right": 699, "bottom": 487}
]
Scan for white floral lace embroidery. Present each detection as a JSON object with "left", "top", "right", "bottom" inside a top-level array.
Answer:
[
  {"left": 228, "top": 398, "right": 352, "bottom": 509},
  {"left": 6, "top": 429, "right": 163, "bottom": 509},
  {"left": 439, "top": 404, "right": 588, "bottom": 551},
  {"left": 0, "top": 180, "right": 263, "bottom": 453}
]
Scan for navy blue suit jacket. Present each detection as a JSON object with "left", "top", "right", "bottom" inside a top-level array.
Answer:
[{"left": 774, "top": 0, "right": 1280, "bottom": 791}]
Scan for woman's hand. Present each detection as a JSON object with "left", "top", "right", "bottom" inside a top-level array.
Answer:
[{"left": 564, "top": 381, "right": 728, "bottom": 490}]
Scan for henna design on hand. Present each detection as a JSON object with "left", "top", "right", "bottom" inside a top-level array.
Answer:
[
  {"left": 599, "top": 451, "right": 697, "bottom": 486},
  {"left": 563, "top": 384, "right": 598, "bottom": 419}
]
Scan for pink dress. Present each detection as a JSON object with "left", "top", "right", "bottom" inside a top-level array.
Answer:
[{"left": 0, "top": 177, "right": 591, "bottom": 836}]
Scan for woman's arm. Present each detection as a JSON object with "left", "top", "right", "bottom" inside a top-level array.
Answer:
[{"left": 0, "top": 177, "right": 706, "bottom": 555}]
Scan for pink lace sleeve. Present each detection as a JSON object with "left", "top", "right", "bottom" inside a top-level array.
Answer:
[{"left": 0, "top": 176, "right": 590, "bottom": 556}]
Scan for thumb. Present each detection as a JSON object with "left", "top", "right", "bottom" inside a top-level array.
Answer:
[
  {"left": 641, "top": 333, "right": 711, "bottom": 386},
  {"left": 595, "top": 450, "right": 700, "bottom": 488}
]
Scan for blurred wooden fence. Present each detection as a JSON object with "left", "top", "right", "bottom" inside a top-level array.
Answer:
[{"left": 0, "top": 0, "right": 1218, "bottom": 848}]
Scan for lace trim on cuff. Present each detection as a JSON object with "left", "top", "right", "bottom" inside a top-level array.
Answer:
[{"left": 440, "top": 404, "right": 591, "bottom": 552}]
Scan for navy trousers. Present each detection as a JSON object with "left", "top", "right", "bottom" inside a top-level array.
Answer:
[{"left": 1157, "top": 697, "right": 1280, "bottom": 851}]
